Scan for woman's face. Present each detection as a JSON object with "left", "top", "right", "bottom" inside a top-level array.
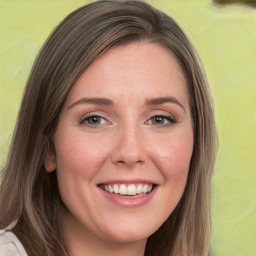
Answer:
[{"left": 45, "top": 42, "right": 193, "bottom": 245}]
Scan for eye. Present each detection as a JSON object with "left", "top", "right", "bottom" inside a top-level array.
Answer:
[
  {"left": 80, "top": 115, "right": 109, "bottom": 127},
  {"left": 147, "top": 115, "right": 177, "bottom": 126}
]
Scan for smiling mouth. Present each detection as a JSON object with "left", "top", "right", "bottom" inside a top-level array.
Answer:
[{"left": 98, "top": 183, "right": 156, "bottom": 197}]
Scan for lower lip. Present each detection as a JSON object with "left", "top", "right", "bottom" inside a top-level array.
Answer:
[{"left": 99, "top": 187, "right": 158, "bottom": 208}]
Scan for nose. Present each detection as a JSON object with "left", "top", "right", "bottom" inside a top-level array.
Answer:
[{"left": 111, "top": 127, "right": 146, "bottom": 167}]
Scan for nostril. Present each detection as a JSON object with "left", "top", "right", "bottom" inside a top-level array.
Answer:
[
  {"left": 115, "top": 159, "right": 144, "bottom": 167},
  {"left": 116, "top": 160, "right": 126, "bottom": 166},
  {"left": 111, "top": 139, "right": 146, "bottom": 166}
]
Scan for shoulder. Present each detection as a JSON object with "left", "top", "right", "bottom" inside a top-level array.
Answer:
[{"left": 0, "top": 221, "right": 28, "bottom": 256}]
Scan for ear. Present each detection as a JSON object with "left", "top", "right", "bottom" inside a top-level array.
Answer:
[{"left": 44, "top": 152, "right": 57, "bottom": 172}]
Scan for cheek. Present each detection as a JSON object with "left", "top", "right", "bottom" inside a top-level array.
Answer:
[
  {"left": 54, "top": 132, "right": 110, "bottom": 179},
  {"left": 150, "top": 129, "right": 193, "bottom": 207},
  {"left": 145, "top": 130, "right": 193, "bottom": 223},
  {"left": 154, "top": 132, "right": 193, "bottom": 175},
  {"left": 54, "top": 133, "right": 112, "bottom": 215}
]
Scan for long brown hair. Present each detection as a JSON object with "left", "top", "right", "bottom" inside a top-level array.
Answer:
[{"left": 0, "top": 1, "right": 217, "bottom": 255}]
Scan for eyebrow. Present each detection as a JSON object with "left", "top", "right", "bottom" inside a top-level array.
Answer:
[
  {"left": 68, "top": 96, "right": 185, "bottom": 111},
  {"left": 145, "top": 96, "right": 185, "bottom": 111},
  {"left": 68, "top": 97, "right": 114, "bottom": 109}
]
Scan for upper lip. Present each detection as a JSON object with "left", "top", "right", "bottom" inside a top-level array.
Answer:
[{"left": 98, "top": 179, "right": 158, "bottom": 185}]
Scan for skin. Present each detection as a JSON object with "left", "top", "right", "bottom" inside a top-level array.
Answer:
[{"left": 45, "top": 42, "right": 194, "bottom": 256}]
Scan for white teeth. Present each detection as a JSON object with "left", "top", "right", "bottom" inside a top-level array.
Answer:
[
  {"left": 108, "top": 185, "right": 113, "bottom": 193},
  {"left": 119, "top": 184, "right": 127, "bottom": 195},
  {"left": 136, "top": 184, "right": 143, "bottom": 194},
  {"left": 143, "top": 184, "right": 148, "bottom": 193},
  {"left": 127, "top": 184, "right": 136, "bottom": 195},
  {"left": 113, "top": 184, "right": 119, "bottom": 194},
  {"left": 101, "top": 183, "right": 154, "bottom": 196}
]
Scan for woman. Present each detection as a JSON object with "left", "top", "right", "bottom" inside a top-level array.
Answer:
[{"left": 0, "top": 1, "right": 217, "bottom": 255}]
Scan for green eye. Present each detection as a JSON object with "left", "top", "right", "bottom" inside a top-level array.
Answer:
[
  {"left": 151, "top": 116, "right": 167, "bottom": 125},
  {"left": 80, "top": 115, "right": 107, "bottom": 126},
  {"left": 148, "top": 115, "right": 176, "bottom": 126}
]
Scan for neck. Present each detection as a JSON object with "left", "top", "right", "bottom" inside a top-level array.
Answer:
[{"left": 60, "top": 207, "right": 147, "bottom": 256}]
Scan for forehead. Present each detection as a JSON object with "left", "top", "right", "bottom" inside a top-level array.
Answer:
[{"left": 66, "top": 42, "right": 189, "bottom": 107}]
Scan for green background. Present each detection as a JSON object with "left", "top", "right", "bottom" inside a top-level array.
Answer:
[{"left": 0, "top": 0, "right": 255, "bottom": 255}]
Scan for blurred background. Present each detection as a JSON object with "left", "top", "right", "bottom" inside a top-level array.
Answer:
[{"left": 0, "top": 0, "right": 255, "bottom": 255}]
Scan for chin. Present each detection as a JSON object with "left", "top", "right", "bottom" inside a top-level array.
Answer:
[{"left": 101, "top": 219, "right": 160, "bottom": 244}]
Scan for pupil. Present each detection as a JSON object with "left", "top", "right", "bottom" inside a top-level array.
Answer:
[
  {"left": 154, "top": 116, "right": 163, "bottom": 124},
  {"left": 89, "top": 116, "right": 100, "bottom": 124}
]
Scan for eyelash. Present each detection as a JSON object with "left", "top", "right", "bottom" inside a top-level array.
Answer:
[
  {"left": 79, "top": 114, "right": 177, "bottom": 128},
  {"left": 79, "top": 115, "right": 110, "bottom": 128},
  {"left": 146, "top": 115, "right": 177, "bottom": 127}
]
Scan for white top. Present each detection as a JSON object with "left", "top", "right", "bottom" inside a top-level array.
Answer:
[{"left": 0, "top": 221, "right": 28, "bottom": 256}]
